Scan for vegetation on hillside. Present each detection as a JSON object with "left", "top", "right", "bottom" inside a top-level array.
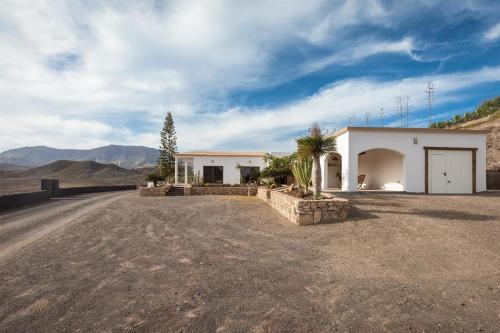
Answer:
[{"left": 429, "top": 96, "right": 500, "bottom": 128}]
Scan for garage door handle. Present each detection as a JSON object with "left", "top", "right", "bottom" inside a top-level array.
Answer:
[
  {"left": 447, "top": 180, "right": 451, "bottom": 183},
  {"left": 443, "top": 172, "right": 447, "bottom": 176}
]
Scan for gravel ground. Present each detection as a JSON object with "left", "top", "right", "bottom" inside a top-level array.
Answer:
[{"left": 0, "top": 192, "right": 499, "bottom": 332}]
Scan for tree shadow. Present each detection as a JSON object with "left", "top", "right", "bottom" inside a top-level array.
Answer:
[
  {"left": 347, "top": 205, "right": 381, "bottom": 221},
  {"left": 351, "top": 208, "right": 497, "bottom": 222},
  {"left": 411, "top": 209, "right": 498, "bottom": 222}
]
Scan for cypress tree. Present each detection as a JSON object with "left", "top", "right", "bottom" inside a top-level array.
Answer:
[{"left": 158, "top": 112, "right": 178, "bottom": 180}]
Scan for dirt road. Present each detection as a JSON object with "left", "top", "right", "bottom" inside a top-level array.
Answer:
[
  {"left": 0, "top": 191, "right": 133, "bottom": 260},
  {"left": 0, "top": 193, "right": 499, "bottom": 332}
]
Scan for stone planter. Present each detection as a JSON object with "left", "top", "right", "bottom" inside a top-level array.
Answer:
[{"left": 257, "top": 187, "right": 349, "bottom": 226}]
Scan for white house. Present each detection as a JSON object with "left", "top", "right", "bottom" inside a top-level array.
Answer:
[
  {"left": 174, "top": 151, "right": 266, "bottom": 185},
  {"left": 321, "top": 127, "right": 488, "bottom": 194},
  {"left": 175, "top": 127, "right": 488, "bottom": 194}
]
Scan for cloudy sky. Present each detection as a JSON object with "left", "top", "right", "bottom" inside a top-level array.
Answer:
[{"left": 1, "top": 0, "right": 499, "bottom": 152}]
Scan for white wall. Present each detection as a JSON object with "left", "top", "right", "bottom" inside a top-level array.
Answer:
[
  {"left": 346, "top": 130, "right": 486, "bottom": 192},
  {"left": 192, "top": 156, "right": 266, "bottom": 184},
  {"left": 321, "top": 131, "right": 350, "bottom": 190},
  {"left": 358, "top": 149, "right": 404, "bottom": 191}
]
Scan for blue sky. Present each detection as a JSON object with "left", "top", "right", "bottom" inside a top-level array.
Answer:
[{"left": 0, "top": 0, "right": 499, "bottom": 152}]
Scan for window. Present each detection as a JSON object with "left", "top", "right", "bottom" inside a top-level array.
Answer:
[
  {"left": 240, "top": 166, "right": 260, "bottom": 184},
  {"left": 203, "top": 166, "right": 223, "bottom": 184}
]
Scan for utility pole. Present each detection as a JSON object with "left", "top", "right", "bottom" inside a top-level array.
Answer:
[
  {"left": 379, "top": 108, "right": 385, "bottom": 127},
  {"left": 405, "top": 96, "right": 410, "bottom": 128},
  {"left": 425, "top": 81, "right": 435, "bottom": 127},
  {"left": 396, "top": 96, "right": 403, "bottom": 128},
  {"left": 364, "top": 112, "right": 370, "bottom": 127}
]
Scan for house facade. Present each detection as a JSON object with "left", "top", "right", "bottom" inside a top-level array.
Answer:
[
  {"left": 174, "top": 151, "right": 266, "bottom": 185},
  {"left": 321, "top": 127, "right": 488, "bottom": 194},
  {"left": 175, "top": 127, "right": 488, "bottom": 194}
]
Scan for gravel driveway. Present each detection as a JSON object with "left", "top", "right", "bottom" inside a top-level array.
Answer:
[{"left": 0, "top": 192, "right": 499, "bottom": 332}]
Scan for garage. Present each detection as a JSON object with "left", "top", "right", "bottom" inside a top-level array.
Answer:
[{"left": 426, "top": 147, "right": 476, "bottom": 194}]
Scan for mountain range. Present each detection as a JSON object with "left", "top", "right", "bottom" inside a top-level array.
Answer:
[{"left": 0, "top": 145, "right": 159, "bottom": 169}]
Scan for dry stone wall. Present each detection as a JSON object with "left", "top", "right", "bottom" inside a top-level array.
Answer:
[
  {"left": 189, "top": 186, "right": 257, "bottom": 196},
  {"left": 257, "top": 187, "right": 349, "bottom": 226}
]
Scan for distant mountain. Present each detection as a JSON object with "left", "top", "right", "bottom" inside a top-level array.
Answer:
[
  {"left": 0, "top": 162, "right": 28, "bottom": 170},
  {"left": 0, "top": 145, "right": 159, "bottom": 169}
]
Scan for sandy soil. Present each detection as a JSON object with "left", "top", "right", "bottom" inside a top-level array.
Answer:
[{"left": 0, "top": 192, "right": 499, "bottom": 332}]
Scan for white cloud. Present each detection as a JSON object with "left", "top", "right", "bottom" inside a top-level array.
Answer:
[
  {"left": 305, "top": 37, "right": 419, "bottom": 72},
  {"left": 0, "top": 1, "right": 498, "bottom": 153},
  {"left": 483, "top": 22, "right": 500, "bottom": 41},
  {"left": 171, "top": 66, "right": 500, "bottom": 152}
]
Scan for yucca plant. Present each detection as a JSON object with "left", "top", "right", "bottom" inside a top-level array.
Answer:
[
  {"left": 296, "top": 123, "right": 336, "bottom": 199},
  {"left": 292, "top": 158, "right": 312, "bottom": 196}
]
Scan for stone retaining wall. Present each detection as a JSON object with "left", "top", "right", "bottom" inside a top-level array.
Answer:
[
  {"left": 139, "top": 184, "right": 172, "bottom": 197},
  {"left": 0, "top": 191, "right": 51, "bottom": 212},
  {"left": 190, "top": 186, "right": 257, "bottom": 196},
  {"left": 257, "top": 187, "right": 349, "bottom": 226}
]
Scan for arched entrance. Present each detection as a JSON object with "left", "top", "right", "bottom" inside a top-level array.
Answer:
[
  {"left": 358, "top": 148, "right": 405, "bottom": 191},
  {"left": 326, "top": 153, "right": 342, "bottom": 189}
]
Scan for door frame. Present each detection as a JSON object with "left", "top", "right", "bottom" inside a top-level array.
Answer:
[{"left": 424, "top": 147, "right": 477, "bottom": 194}]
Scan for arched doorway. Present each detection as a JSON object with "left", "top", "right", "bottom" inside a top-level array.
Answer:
[
  {"left": 326, "top": 153, "right": 342, "bottom": 189},
  {"left": 358, "top": 148, "right": 405, "bottom": 191}
]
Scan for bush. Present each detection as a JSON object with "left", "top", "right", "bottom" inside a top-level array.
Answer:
[
  {"left": 259, "top": 153, "right": 296, "bottom": 186},
  {"left": 145, "top": 173, "right": 163, "bottom": 186}
]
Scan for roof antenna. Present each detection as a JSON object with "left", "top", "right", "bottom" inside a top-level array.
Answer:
[{"left": 425, "top": 81, "right": 435, "bottom": 127}]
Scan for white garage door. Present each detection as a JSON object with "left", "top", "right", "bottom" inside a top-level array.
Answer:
[{"left": 429, "top": 150, "right": 473, "bottom": 194}]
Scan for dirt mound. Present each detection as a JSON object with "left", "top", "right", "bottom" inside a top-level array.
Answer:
[{"left": 24, "top": 160, "right": 140, "bottom": 179}]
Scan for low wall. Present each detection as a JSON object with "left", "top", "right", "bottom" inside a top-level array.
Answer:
[
  {"left": 190, "top": 186, "right": 257, "bottom": 196},
  {"left": 57, "top": 185, "right": 137, "bottom": 197},
  {"left": 0, "top": 191, "right": 51, "bottom": 212},
  {"left": 487, "top": 170, "right": 500, "bottom": 189},
  {"left": 139, "top": 184, "right": 172, "bottom": 197},
  {"left": 257, "top": 187, "right": 349, "bottom": 226},
  {"left": 1, "top": 181, "right": 137, "bottom": 212}
]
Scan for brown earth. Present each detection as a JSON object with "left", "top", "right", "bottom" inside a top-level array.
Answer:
[
  {"left": 0, "top": 160, "right": 149, "bottom": 194},
  {"left": 452, "top": 111, "right": 500, "bottom": 170},
  {"left": 0, "top": 192, "right": 499, "bottom": 332}
]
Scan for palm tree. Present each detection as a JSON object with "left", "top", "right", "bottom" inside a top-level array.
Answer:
[{"left": 296, "top": 123, "right": 337, "bottom": 198}]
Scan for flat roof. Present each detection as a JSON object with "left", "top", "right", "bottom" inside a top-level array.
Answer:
[
  {"left": 175, "top": 151, "right": 266, "bottom": 158},
  {"left": 332, "top": 126, "right": 490, "bottom": 137}
]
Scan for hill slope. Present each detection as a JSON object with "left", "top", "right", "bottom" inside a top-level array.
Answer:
[
  {"left": 0, "top": 160, "right": 144, "bottom": 194},
  {"left": 21, "top": 160, "right": 141, "bottom": 179},
  {"left": 0, "top": 145, "right": 159, "bottom": 169},
  {"left": 451, "top": 110, "right": 499, "bottom": 170},
  {"left": 0, "top": 163, "right": 28, "bottom": 170}
]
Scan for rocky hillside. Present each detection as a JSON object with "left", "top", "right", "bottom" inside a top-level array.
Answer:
[
  {"left": 451, "top": 109, "right": 499, "bottom": 171},
  {"left": 0, "top": 145, "right": 159, "bottom": 169}
]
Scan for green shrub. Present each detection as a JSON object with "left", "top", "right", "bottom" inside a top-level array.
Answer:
[{"left": 145, "top": 173, "right": 163, "bottom": 186}]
